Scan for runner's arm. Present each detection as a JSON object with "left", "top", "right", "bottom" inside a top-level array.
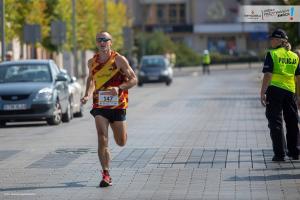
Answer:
[
  {"left": 115, "top": 55, "right": 137, "bottom": 90},
  {"left": 81, "top": 59, "right": 95, "bottom": 104}
]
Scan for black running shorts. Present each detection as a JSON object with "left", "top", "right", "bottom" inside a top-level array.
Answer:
[{"left": 90, "top": 108, "right": 126, "bottom": 123}]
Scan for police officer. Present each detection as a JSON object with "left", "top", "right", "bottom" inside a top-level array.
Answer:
[
  {"left": 202, "top": 49, "right": 211, "bottom": 74},
  {"left": 260, "top": 28, "right": 300, "bottom": 161}
]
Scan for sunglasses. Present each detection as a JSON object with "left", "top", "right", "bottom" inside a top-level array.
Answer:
[{"left": 96, "top": 37, "right": 111, "bottom": 42}]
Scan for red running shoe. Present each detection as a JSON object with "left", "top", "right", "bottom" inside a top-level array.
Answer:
[{"left": 99, "top": 171, "right": 112, "bottom": 187}]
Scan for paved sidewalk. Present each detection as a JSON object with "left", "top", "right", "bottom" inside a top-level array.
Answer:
[
  {"left": 0, "top": 67, "right": 300, "bottom": 200},
  {"left": 173, "top": 62, "right": 262, "bottom": 77}
]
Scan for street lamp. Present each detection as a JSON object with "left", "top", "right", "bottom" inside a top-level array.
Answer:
[
  {"left": 104, "top": 0, "right": 108, "bottom": 30},
  {"left": 0, "top": 0, "right": 5, "bottom": 61},
  {"left": 72, "top": 0, "right": 78, "bottom": 77}
]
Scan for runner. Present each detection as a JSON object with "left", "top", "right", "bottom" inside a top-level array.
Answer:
[{"left": 81, "top": 31, "right": 137, "bottom": 187}]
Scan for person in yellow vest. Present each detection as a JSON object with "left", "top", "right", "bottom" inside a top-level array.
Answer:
[
  {"left": 260, "top": 28, "right": 300, "bottom": 162},
  {"left": 202, "top": 49, "right": 211, "bottom": 74},
  {"left": 81, "top": 31, "right": 137, "bottom": 187}
]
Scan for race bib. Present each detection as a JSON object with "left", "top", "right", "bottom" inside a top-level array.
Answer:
[{"left": 98, "top": 91, "right": 119, "bottom": 106}]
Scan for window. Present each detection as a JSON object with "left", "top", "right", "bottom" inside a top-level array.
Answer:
[
  {"left": 157, "top": 5, "right": 166, "bottom": 24},
  {"left": 152, "top": 3, "right": 186, "bottom": 25},
  {"left": 208, "top": 36, "right": 236, "bottom": 55},
  {"left": 1, "top": 64, "right": 52, "bottom": 83},
  {"left": 169, "top": 4, "right": 177, "bottom": 24},
  {"left": 179, "top": 4, "right": 185, "bottom": 24}
]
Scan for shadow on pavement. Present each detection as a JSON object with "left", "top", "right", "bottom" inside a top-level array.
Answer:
[
  {"left": 0, "top": 181, "right": 90, "bottom": 192},
  {"left": 226, "top": 174, "right": 300, "bottom": 182},
  {"left": 0, "top": 122, "right": 48, "bottom": 128}
]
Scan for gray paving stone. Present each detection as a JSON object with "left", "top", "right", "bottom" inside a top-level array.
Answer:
[{"left": 2, "top": 68, "right": 300, "bottom": 199}]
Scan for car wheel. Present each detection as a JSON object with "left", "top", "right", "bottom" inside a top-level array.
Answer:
[
  {"left": 62, "top": 101, "right": 72, "bottom": 123},
  {"left": 138, "top": 82, "right": 143, "bottom": 87},
  {"left": 0, "top": 120, "right": 6, "bottom": 127},
  {"left": 47, "top": 100, "right": 62, "bottom": 125},
  {"left": 166, "top": 80, "right": 171, "bottom": 86}
]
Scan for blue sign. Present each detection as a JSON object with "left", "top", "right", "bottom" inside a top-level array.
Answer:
[{"left": 249, "top": 32, "right": 268, "bottom": 41}]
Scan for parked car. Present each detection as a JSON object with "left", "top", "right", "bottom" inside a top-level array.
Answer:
[
  {"left": 60, "top": 70, "right": 83, "bottom": 117},
  {"left": 137, "top": 55, "right": 173, "bottom": 86},
  {"left": 0, "top": 59, "right": 72, "bottom": 126}
]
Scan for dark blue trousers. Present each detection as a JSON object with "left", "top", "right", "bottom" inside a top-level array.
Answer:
[{"left": 266, "top": 86, "right": 300, "bottom": 157}]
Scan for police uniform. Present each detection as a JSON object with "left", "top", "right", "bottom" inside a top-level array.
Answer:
[
  {"left": 202, "top": 50, "right": 211, "bottom": 74},
  {"left": 263, "top": 29, "right": 300, "bottom": 161}
]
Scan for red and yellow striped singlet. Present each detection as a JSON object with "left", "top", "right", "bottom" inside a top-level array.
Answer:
[{"left": 92, "top": 51, "right": 128, "bottom": 109}]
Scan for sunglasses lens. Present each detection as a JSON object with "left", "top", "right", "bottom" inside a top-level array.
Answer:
[{"left": 96, "top": 38, "right": 110, "bottom": 42}]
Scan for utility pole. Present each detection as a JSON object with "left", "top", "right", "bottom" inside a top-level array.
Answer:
[
  {"left": 72, "top": 0, "right": 78, "bottom": 77},
  {"left": 141, "top": 4, "right": 146, "bottom": 57},
  {"left": 104, "top": 0, "right": 108, "bottom": 30},
  {"left": 0, "top": 0, "right": 5, "bottom": 61}
]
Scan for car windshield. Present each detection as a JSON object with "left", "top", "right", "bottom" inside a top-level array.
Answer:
[
  {"left": 0, "top": 64, "right": 52, "bottom": 83},
  {"left": 141, "top": 58, "right": 166, "bottom": 68}
]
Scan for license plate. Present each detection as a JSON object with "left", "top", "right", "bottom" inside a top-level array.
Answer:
[
  {"left": 148, "top": 76, "right": 159, "bottom": 80},
  {"left": 3, "top": 104, "right": 27, "bottom": 110}
]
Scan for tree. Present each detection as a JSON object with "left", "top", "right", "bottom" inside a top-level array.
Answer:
[
  {"left": 136, "top": 31, "right": 176, "bottom": 58},
  {"left": 274, "top": 0, "right": 300, "bottom": 49},
  {"left": 4, "top": 0, "right": 129, "bottom": 54},
  {"left": 5, "top": 0, "right": 32, "bottom": 42},
  {"left": 106, "top": 0, "right": 127, "bottom": 51},
  {"left": 135, "top": 31, "right": 200, "bottom": 67}
]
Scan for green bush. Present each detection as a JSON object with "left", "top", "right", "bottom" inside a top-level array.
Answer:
[
  {"left": 210, "top": 52, "right": 263, "bottom": 64},
  {"left": 135, "top": 31, "right": 201, "bottom": 67},
  {"left": 174, "top": 43, "right": 201, "bottom": 67},
  {"left": 135, "top": 31, "right": 264, "bottom": 66},
  {"left": 135, "top": 31, "right": 175, "bottom": 58}
]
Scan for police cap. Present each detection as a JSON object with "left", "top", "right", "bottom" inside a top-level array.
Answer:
[{"left": 269, "top": 28, "right": 288, "bottom": 40}]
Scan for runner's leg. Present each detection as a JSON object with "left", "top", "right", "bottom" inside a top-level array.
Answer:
[
  {"left": 95, "top": 115, "right": 110, "bottom": 170},
  {"left": 110, "top": 121, "right": 127, "bottom": 146}
]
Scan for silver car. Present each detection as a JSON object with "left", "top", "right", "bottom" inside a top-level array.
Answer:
[
  {"left": 0, "top": 60, "right": 72, "bottom": 126},
  {"left": 137, "top": 55, "right": 173, "bottom": 86}
]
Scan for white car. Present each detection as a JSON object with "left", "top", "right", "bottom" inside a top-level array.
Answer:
[{"left": 60, "top": 70, "right": 83, "bottom": 118}]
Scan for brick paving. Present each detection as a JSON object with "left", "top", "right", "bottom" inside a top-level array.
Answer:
[{"left": 1, "top": 67, "right": 300, "bottom": 199}]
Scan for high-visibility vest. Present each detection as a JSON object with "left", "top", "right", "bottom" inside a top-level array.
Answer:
[
  {"left": 269, "top": 47, "right": 299, "bottom": 93},
  {"left": 203, "top": 54, "right": 211, "bottom": 64}
]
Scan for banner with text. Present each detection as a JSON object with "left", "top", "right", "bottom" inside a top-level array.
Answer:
[{"left": 240, "top": 6, "right": 300, "bottom": 22}]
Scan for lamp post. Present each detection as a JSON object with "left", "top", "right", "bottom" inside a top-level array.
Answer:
[
  {"left": 72, "top": 0, "right": 78, "bottom": 77},
  {"left": 0, "top": 0, "right": 5, "bottom": 61},
  {"left": 104, "top": 0, "right": 108, "bottom": 30}
]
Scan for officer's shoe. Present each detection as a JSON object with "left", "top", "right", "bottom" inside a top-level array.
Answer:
[
  {"left": 272, "top": 155, "right": 285, "bottom": 162},
  {"left": 287, "top": 153, "right": 299, "bottom": 160}
]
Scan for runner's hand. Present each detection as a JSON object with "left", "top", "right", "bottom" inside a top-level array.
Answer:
[
  {"left": 108, "top": 87, "right": 119, "bottom": 96},
  {"left": 81, "top": 96, "right": 89, "bottom": 105}
]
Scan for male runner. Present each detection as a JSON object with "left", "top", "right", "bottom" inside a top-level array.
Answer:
[{"left": 81, "top": 31, "right": 137, "bottom": 187}]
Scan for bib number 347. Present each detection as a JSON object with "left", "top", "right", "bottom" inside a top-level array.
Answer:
[{"left": 98, "top": 91, "right": 119, "bottom": 106}]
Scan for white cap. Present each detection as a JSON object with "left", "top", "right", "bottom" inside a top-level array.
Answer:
[
  {"left": 203, "top": 50, "right": 209, "bottom": 54},
  {"left": 6, "top": 51, "right": 13, "bottom": 56}
]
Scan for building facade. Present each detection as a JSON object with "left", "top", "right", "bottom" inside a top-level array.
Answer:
[{"left": 125, "top": 0, "right": 278, "bottom": 55}]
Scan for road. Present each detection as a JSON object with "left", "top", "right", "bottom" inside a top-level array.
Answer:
[{"left": 1, "top": 67, "right": 300, "bottom": 200}]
